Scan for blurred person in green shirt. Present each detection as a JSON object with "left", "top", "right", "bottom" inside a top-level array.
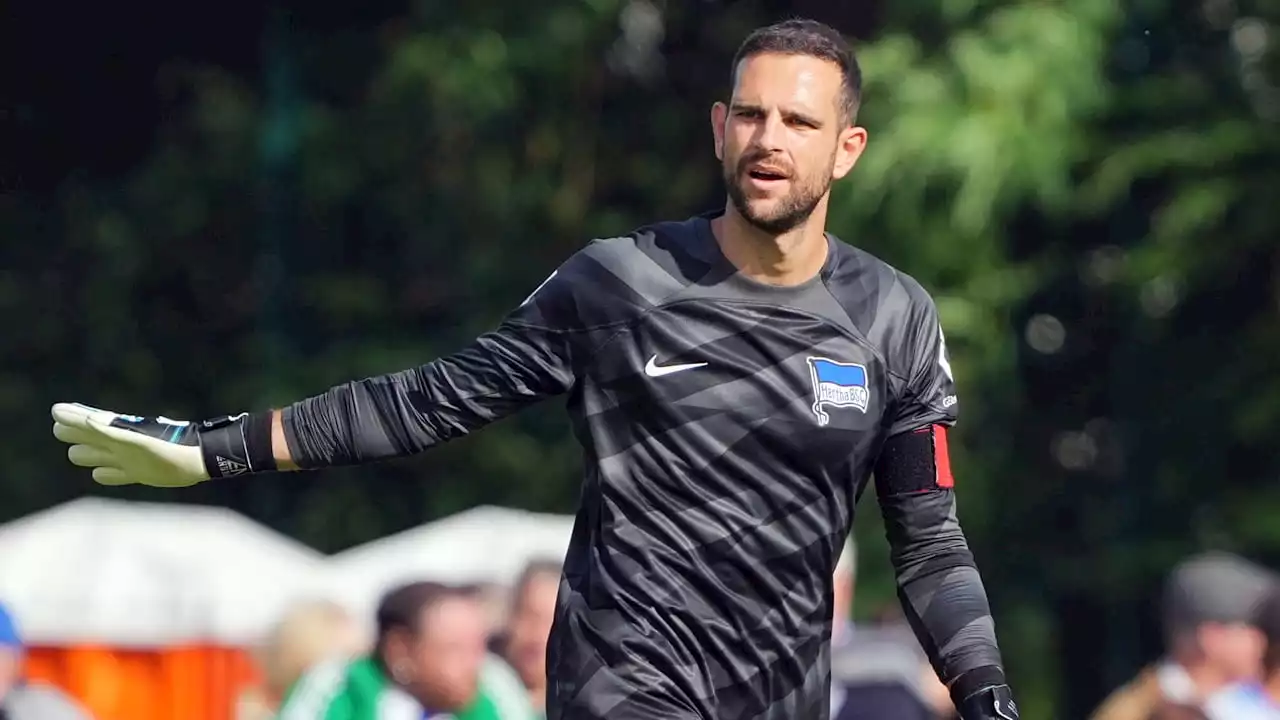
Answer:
[{"left": 276, "top": 582, "right": 534, "bottom": 720}]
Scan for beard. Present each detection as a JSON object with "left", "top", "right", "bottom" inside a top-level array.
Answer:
[{"left": 724, "top": 152, "right": 832, "bottom": 235}]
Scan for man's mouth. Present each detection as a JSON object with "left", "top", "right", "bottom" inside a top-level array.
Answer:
[{"left": 747, "top": 167, "right": 789, "bottom": 181}]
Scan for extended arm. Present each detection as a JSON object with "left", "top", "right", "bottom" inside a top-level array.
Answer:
[
  {"left": 52, "top": 262, "right": 585, "bottom": 486},
  {"left": 272, "top": 318, "right": 574, "bottom": 470}
]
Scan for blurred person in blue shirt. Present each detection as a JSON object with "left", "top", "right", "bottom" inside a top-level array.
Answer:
[
  {"left": 0, "top": 602, "right": 94, "bottom": 720},
  {"left": 1204, "top": 583, "right": 1280, "bottom": 719},
  {"left": 1093, "top": 552, "right": 1274, "bottom": 720},
  {"left": 0, "top": 608, "right": 17, "bottom": 713}
]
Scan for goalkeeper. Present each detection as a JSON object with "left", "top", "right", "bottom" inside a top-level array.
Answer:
[{"left": 51, "top": 17, "right": 1018, "bottom": 720}]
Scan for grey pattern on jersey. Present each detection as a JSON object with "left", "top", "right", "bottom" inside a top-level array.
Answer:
[{"left": 283, "top": 213, "right": 1004, "bottom": 719}]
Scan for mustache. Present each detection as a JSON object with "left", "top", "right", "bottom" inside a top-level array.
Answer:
[{"left": 736, "top": 153, "right": 792, "bottom": 176}]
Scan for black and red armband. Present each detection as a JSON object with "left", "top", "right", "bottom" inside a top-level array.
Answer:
[{"left": 874, "top": 424, "right": 955, "bottom": 496}]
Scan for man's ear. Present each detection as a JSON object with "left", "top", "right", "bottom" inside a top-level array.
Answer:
[
  {"left": 711, "top": 101, "right": 728, "bottom": 161},
  {"left": 832, "top": 125, "right": 868, "bottom": 181},
  {"left": 382, "top": 628, "right": 409, "bottom": 666}
]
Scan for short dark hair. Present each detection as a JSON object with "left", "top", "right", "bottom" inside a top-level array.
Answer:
[
  {"left": 375, "top": 581, "right": 475, "bottom": 648},
  {"left": 730, "top": 19, "right": 863, "bottom": 125}
]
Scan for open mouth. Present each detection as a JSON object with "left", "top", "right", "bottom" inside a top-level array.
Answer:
[{"left": 747, "top": 168, "right": 789, "bottom": 182}]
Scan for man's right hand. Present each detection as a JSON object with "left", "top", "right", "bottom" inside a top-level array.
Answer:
[{"left": 52, "top": 403, "right": 213, "bottom": 487}]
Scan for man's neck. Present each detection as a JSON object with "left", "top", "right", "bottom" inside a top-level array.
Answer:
[{"left": 712, "top": 202, "right": 830, "bottom": 287}]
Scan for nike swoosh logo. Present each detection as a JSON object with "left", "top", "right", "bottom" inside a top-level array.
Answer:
[{"left": 644, "top": 355, "right": 707, "bottom": 377}]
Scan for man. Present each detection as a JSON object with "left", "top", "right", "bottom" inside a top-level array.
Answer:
[
  {"left": 51, "top": 18, "right": 1016, "bottom": 720},
  {"left": 1092, "top": 552, "right": 1274, "bottom": 720},
  {"left": 0, "top": 602, "right": 94, "bottom": 720},
  {"left": 498, "top": 560, "right": 563, "bottom": 717},
  {"left": 276, "top": 582, "right": 532, "bottom": 720},
  {"left": 829, "top": 539, "right": 950, "bottom": 720},
  {"left": 237, "top": 599, "right": 368, "bottom": 720},
  {"left": 1203, "top": 583, "right": 1280, "bottom": 719}
]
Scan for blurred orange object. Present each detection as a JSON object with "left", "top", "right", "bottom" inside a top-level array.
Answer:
[{"left": 22, "top": 644, "right": 263, "bottom": 720}]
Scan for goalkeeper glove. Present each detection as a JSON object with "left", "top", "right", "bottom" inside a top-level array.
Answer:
[
  {"left": 952, "top": 668, "right": 1019, "bottom": 720},
  {"left": 50, "top": 402, "right": 277, "bottom": 487}
]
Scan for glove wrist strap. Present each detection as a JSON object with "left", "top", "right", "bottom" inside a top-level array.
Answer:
[
  {"left": 952, "top": 666, "right": 1018, "bottom": 720},
  {"left": 956, "top": 684, "right": 1018, "bottom": 720},
  {"left": 198, "top": 411, "right": 277, "bottom": 478}
]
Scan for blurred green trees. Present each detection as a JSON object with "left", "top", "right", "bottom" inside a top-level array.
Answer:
[{"left": 3, "top": 0, "right": 1277, "bottom": 714}]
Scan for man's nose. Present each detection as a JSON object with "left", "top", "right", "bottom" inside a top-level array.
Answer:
[{"left": 753, "top": 111, "right": 786, "bottom": 151}]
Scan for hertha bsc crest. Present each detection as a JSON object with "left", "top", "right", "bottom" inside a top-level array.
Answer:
[{"left": 806, "top": 357, "right": 869, "bottom": 426}]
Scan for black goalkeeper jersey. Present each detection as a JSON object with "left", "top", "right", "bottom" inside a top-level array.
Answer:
[{"left": 283, "top": 213, "right": 1003, "bottom": 720}]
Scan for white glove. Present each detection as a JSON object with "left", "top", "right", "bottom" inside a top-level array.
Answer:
[{"left": 51, "top": 403, "right": 210, "bottom": 487}]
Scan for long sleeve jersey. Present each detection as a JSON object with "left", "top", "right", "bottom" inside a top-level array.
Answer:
[{"left": 283, "top": 212, "right": 1004, "bottom": 720}]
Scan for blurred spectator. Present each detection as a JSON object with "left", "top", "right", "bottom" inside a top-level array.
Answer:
[
  {"left": 474, "top": 583, "right": 514, "bottom": 638},
  {"left": 261, "top": 599, "right": 367, "bottom": 703},
  {"left": 1203, "top": 584, "right": 1280, "bottom": 718},
  {"left": 832, "top": 539, "right": 856, "bottom": 650},
  {"left": 274, "top": 582, "right": 533, "bottom": 719},
  {"left": 475, "top": 652, "right": 539, "bottom": 720},
  {"left": 238, "top": 599, "right": 367, "bottom": 719},
  {"left": 498, "top": 559, "right": 561, "bottom": 717},
  {"left": 1091, "top": 552, "right": 1274, "bottom": 720},
  {"left": 828, "top": 539, "right": 939, "bottom": 720},
  {"left": 0, "top": 602, "right": 94, "bottom": 720}
]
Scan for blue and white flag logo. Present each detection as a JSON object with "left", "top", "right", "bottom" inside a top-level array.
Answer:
[{"left": 806, "top": 357, "right": 870, "bottom": 426}]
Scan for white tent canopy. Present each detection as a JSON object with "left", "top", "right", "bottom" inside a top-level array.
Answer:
[
  {"left": 0, "top": 497, "right": 329, "bottom": 647},
  {"left": 323, "top": 505, "right": 574, "bottom": 619}
]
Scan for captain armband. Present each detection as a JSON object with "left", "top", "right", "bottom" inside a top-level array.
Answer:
[{"left": 874, "top": 424, "right": 955, "bottom": 496}]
